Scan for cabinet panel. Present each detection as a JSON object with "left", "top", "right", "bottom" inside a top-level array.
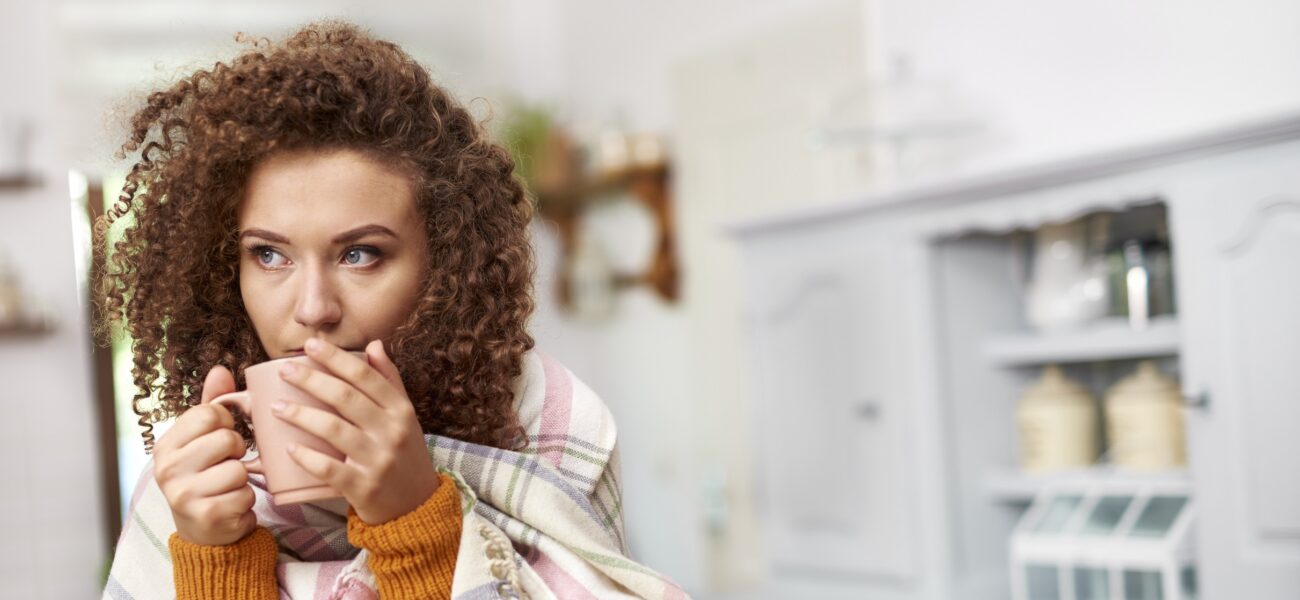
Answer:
[
  {"left": 1172, "top": 148, "right": 1300, "bottom": 598},
  {"left": 1220, "top": 208, "right": 1300, "bottom": 536},
  {"left": 738, "top": 232, "right": 915, "bottom": 582}
]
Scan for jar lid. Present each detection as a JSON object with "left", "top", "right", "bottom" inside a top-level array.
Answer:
[
  {"left": 1109, "top": 360, "right": 1178, "bottom": 397},
  {"left": 1023, "top": 365, "right": 1093, "bottom": 402}
]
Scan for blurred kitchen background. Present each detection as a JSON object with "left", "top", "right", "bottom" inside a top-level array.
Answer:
[{"left": 3, "top": 1, "right": 1300, "bottom": 598}]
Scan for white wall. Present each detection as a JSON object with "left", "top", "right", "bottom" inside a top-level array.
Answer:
[
  {"left": 519, "top": 3, "right": 866, "bottom": 596},
  {"left": 672, "top": 4, "right": 882, "bottom": 593},
  {"left": 55, "top": 1, "right": 514, "bottom": 175},
  {"left": 872, "top": 0, "right": 1300, "bottom": 176},
  {"left": 0, "top": 3, "right": 106, "bottom": 599},
  {"left": 538, "top": 0, "right": 868, "bottom": 132}
]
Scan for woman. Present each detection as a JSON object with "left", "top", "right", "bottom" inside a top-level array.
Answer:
[{"left": 96, "top": 19, "right": 684, "bottom": 600}]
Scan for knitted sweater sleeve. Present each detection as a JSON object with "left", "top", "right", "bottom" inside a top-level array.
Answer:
[
  {"left": 167, "top": 527, "right": 279, "bottom": 600},
  {"left": 166, "top": 471, "right": 463, "bottom": 600},
  {"left": 347, "top": 471, "right": 464, "bottom": 599}
]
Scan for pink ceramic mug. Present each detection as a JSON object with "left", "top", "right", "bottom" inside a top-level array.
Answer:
[{"left": 205, "top": 352, "right": 364, "bottom": 505}]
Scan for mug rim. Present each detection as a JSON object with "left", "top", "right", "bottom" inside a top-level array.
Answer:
[{"left": 244, "top": 350, "right": 369, "bottom": 373}]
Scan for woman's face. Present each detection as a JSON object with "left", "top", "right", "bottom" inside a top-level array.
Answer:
[{"left": 237, "top": 148, "right": 428, "bottom": 359}]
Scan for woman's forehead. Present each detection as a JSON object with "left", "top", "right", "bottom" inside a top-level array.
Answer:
[{"left": 238, "top": 148, "right": 420, "bottom": 232}]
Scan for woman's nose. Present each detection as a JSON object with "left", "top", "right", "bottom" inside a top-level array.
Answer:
[{"left": 293, "top": 270, "right": 343, "bottom": 328}]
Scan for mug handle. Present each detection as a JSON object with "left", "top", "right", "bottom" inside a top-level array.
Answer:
[{"left": 205, "top": 391, "right": 264, "bottom": 475}]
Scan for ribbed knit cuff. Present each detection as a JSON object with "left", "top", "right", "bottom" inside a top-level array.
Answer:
[
  {"left": 168, "top": 526, "right": 280, "bottom": 600},
  {"left": 347, "top": 472, "right": 462, "bottom": 599}
]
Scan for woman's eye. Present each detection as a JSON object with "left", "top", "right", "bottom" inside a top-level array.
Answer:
[
  {"left": 342, "top": 246, "right": 381, "bottom": 267},
  {"left": 251, "top": 246, "right": 288, "bottom": 268}
]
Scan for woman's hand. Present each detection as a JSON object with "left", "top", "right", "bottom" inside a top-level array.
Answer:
[
  {"left": 274, "top": 338, "right": 441, "bottom": 525},
  {"left": 154, "top": 366, "right": 259, "bottom": 546}
]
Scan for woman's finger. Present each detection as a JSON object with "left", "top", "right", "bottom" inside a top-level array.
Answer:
[
  {"left": 180, "top": 459, "right": 250, "bottom": 499},
  {"left": 157, "top": 366, "right": 237, "bottom": 455},
  {"left": 285, "top": 443, "right": 363, "bottom": 500},
  {"left": 200, "top": 486, "right": 258, "bottom": 528},
  {"left": 201, "top": 365, "right": 236, "bottom": 404},
  {"left": 272, "top": 403, "right": 375, "bottom": 459},
  {"left": 155, "top": 403, "right": 236, "bottom": 460},
  {"left": 279, "top": 359, "right": 386, "bottom": 430},
  {"left": 364, "top": 339, "right": 405, "bottom": 389},
  {"left": 302, "top": 338, "right": 403, "bottom": 410},
  {"left": 162, "top": 427, "right": 247, "bottom": 480}
]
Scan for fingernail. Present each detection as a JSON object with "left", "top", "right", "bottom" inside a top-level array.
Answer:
[
  {"left": 305, "top": 338, "right": 320, "bottom": 352},
  {"left": 271, "top": 401, "right": 285, "bottom": 415},
  {"left": 280, "top": 362, "right": 297, "bottom": 377}
]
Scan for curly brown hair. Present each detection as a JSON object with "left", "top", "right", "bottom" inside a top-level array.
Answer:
[{"left": 93, "top": 20, "right": 536, "bottom": 454}]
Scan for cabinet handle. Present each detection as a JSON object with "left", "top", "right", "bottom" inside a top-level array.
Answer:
[
  {"left": 855, "top": 400, "right": 882, "bottom": 420},
  {"left": 1182, "top": 389, "right": 1211, "bottom": 411}
]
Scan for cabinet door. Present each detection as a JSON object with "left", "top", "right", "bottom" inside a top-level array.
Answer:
[
  {"left": 738, "top": 231, "right": 915, "bottom": 582},
  {"left": 1172, "top": 148, "right": 1300, "bottom": 599}
]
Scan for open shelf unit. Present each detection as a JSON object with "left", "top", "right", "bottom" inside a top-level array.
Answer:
[
  {"left": 983, "top": 316, "right": 1181, "bottom": 367},
  {"left": 930, "top": 199, "right": 1189, "bottom": 598},
  {"left": 985, "top": 466, "right": 1191, "bottom": 504}
]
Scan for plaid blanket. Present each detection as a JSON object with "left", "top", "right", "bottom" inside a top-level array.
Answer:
[{"left": 103, "top": 350, "right": 689, "bottom": 599}]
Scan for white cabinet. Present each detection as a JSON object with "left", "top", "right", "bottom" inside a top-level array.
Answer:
[
  {"left": 737, "top": 223, "right": 916, "bottom": 584},
  {"left": 726, "top": 113, "right": 1300, "bottom": 600},
  {"left": 1170, "top": 145, "right": 1300, "bottom": 599}
]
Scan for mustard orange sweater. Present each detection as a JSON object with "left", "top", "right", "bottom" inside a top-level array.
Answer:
[{"left": 167, "top": 471, "right": 462, "bottom": 600}]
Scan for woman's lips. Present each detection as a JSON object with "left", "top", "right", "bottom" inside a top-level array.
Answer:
[{"left": 285, "top": 345, "right": 363, "bottom": 357}]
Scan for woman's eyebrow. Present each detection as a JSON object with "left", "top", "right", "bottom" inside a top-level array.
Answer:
[
  {"left": 238, "top": 224, "right": 399, "bottom": 245},
  {"left": 331, "top": 224, "right": 399, "bottom": 244},
  {"left": 239, "top": 228, "right": 290, "bottom": 244}
]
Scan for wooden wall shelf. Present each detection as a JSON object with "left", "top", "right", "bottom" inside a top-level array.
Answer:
[
  {"left": 0, "top": 173, "right": 42, "bottom": 192},
  {"left": 539, "top": 163, "right": 680, "bottom": 311},
  {"left": 0, "top": 318, "right": 56, "bottom": 337}
]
